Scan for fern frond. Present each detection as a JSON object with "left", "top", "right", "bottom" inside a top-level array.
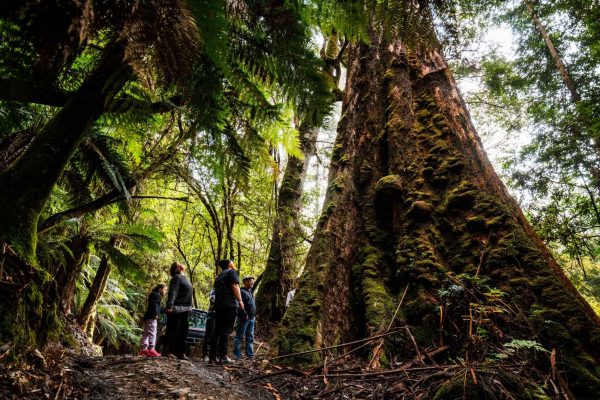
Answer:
[
  {"left": 98, "top": 243, "right": 146, "bottom": 283},
  {"left": 122, "top": 0, "right": 201, "bottom": 89}
]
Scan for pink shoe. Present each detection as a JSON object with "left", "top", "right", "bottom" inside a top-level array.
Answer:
[
  {"left": 139, "top": 349, "right": 149, "bottom": 356},
  {"left": 146, "top": 349, "right": 161, "bottom": 357}
]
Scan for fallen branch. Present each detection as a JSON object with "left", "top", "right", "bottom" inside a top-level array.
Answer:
[
  {"left": 261, "top": 383, "right": 282, "bottom": 400},
  {"left": 404, "top": 325, "right": 423, "bottom": 362},
  {"left": 54, "top": 377, "right": 65, "bottom": 400},
  {"left": 308, "top": 337, "right": 375, "bottom": 373},
  {"left": 242, "top": 368, "right": 306, "bottom": 384},
  {"left": 269, "top": 327, "right": 404, "bottom": 361},
  {"left": 0, "top": 341, "right": 13, "bottom": 360},
  {"left": 313, "top": 363, "right": 457, "bottom": 379},
  {"left": 311, "top": 346, "right": 451, "bottom": 379}
]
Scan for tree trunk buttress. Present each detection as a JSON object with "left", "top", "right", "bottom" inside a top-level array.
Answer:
[
  {"left": 256, "top": 122, "right": 318, "bottom": 326},
  {"left": 78, "top": 254, "right": 112, "bottom": 334},
  {"left": 0, "top": 39, "right": 132, "bottom": 262},
  {"left": 275, "top": 31, "right": 600, "bottom": 396}
]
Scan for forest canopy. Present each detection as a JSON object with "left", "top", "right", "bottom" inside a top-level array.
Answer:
[{"left": 1, "top": 0, "right": 600, "bottom": 398}]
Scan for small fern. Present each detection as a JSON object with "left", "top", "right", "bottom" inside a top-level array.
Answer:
[{"left": 504, "top": 339, "right": 549, "bottom": 353}]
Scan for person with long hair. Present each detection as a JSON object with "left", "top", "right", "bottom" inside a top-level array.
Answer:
[{"left": 164, "top": 262, "right": 193, "bottom": 359}]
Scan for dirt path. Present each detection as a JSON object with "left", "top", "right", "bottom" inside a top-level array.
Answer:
[{"left": 71, "top": 355, "right": 272, "bottom": 400}]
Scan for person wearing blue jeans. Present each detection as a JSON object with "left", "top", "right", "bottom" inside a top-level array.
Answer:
[{"left": 234, "top": 276, "right": 256, "bottom": 360}]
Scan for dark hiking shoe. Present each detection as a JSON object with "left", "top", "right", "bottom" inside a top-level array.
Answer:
[
  {"left": 208, "top": 358, "right": 217, "bottom": 365},
  {"left": 218, "top": 356, "right": 233, "bottom": 365}
]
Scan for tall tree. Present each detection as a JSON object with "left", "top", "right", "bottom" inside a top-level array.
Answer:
[
  {"left": 257, "top": 34, "right": 343, "bottom": 325},
  {"left": 275, "top": 8, "right": 600, "bottom": 398},
  {"left": 78, "top": 254, "right": 112, "bottom": 334},
  {"left": 55, "top": 233, "right": 91, "bottom": 315},
  {"left": 256, "top": 122, "right": 319, "bottom": 325}
]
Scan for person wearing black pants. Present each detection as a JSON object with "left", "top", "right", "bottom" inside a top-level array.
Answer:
[
  {"left": 202, "top": 289, "right": 216, "bottom": 361},
  {"left": 166, "top": 310, "right": 190, "bottom": 357},
  {"left": 165, "top": 262, "right": 193, "bottom": 359},
  {"left": 209, "top": 259, "right": 245, "bottom": 365}
]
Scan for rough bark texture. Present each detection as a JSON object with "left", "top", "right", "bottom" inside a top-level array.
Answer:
[
  {"left": 275, "top": 30, "right": 600, "bottom": 397},
  {"left": 0, "top": 248, "right": 58, "bottom": 355},
  {"left": 78, "top": 255, "right": 111, "bottom": 334},
  {"left": 256, "top": 122, "right": 318, "bottom": 325}
]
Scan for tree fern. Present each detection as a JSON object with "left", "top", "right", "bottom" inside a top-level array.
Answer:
[
  {"left": 97, "top": 243, "right": 145, "bottom": 283},
  {"left": 100, "top": 223, "right": 164, "bottom": 254}
]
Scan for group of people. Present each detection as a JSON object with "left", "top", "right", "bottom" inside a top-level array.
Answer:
[{"left": 138, "top": 259, "right": 256, "bottom": 364}]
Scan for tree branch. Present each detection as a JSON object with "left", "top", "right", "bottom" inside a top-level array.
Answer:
[
  {"left": 0, "top": 78, "right": 185, "bottom": 114},
  {"left": 39, "top": 195, "right": 189, "bottom": 233},
  {"left": 0, "top": 78, "right": 69, "bottom": 106}
]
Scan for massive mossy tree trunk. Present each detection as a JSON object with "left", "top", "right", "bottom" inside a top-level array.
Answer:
[
  {"left": 256, "top": 122, "right": 318, "bottom": 326},
  {"left": 276, "top": 28, "right": 600, "bottom": 397}
]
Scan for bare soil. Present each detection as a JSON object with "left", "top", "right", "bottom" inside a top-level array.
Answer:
[
  {"left": 73, "top": 355, "right": 272, "bottom": 400},
  {"left": 0, "top": 346, "right": 274, "bottom": 400}
]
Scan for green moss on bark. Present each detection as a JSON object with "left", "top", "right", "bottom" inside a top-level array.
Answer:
[
  {"left": 0, "top": 259, "right": 59, "bottom": 359},
  {"left": 356, "top": 246, "right": 395, "bottom": 334}
]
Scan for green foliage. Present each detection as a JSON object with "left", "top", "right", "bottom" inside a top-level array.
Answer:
[
  {"left": 2, "top": 0, "right": 598, "bottom": 371},
  {"left": 76, "top": 259, "right": 144, "bottom": 351},
  {"left": 561, "top": 256, "right": 600, "bottom": 315},
  {"left": 491, "top": 339, "right": 549, "bottom": 360}
]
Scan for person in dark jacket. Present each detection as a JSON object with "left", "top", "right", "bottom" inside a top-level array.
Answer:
[
  {"left": 209, "top": 259, "right": 244, "bottom": 365},
  {"left": 165, "top": 262, "right": 193, "bottom": 359},
  {"left": 202, "top": 288, "right": 216, "bottom": 362},
  {"left": 140, "top": 284, "right": 167, "bottom": 357},
  {"left": 233, "top": 276, "right": 256, "bottom": 360}
]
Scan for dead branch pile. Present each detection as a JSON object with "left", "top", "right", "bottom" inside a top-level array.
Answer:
[{"left": 225, "top": 330, "right": 572, "bottom": 400}]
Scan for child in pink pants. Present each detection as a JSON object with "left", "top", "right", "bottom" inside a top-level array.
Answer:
[{"left": 140, "top": 284, "right": 167, "bottom": 357}]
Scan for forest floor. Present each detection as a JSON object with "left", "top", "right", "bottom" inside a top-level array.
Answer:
[
  {"left": 0, "top": 324, "right": 531, "bottom": 399},
  {"left": 0, "top": 340, "right": 458, "bottom": 400},
  {"left": 69, "top": 355, "right": 273, "bottom": 399},
  {"left": 1, "top": 342, "right": 562, "bottom": 399},
  {"left": 1, "top": 348, "right": 275, "bottom": 399}
]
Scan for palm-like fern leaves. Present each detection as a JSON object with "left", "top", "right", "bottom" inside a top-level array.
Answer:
[
  {"left": 122, "top": 0, "right": 201, "bottom": 89},
  {"left": 93, "top": 223, "right": 165, "bottom": 283},
  {"left": 58, "top": 130, "right": 135, "bottom": 213}
]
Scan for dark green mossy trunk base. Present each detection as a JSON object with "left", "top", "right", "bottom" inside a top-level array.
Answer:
[
  {"left": 432, "top": 372, "right": 547, "bottom": 400},
  {"left": 0, "top": 251, "right": 59, "bottom": 359}
]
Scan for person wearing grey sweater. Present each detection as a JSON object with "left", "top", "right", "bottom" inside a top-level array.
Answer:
[{"left": 165, "top": 262, "right": 193, "bottom": 359}]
